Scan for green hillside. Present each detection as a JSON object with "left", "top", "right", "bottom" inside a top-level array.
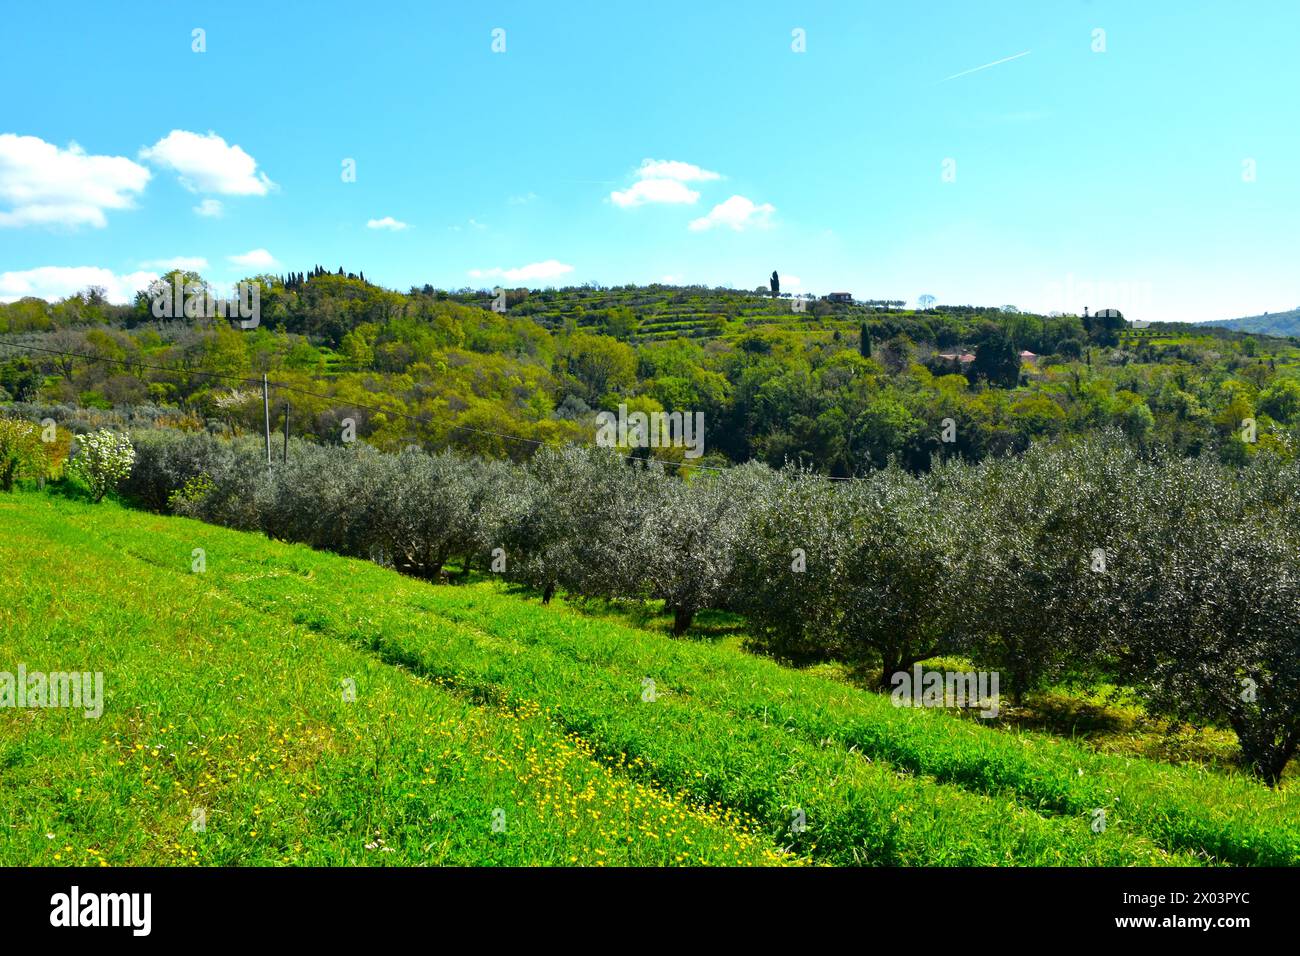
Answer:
[
  {"left": 3, "top": 490, "right": 1297, "bottom": 866},
  {"left": 449, "top": 282, "right": 878, "bottom": 341},
  {"left": 1203, "top": 308, "right": 1300, "bottom": 338},
  {"left": 6, "top": 275, "right": 1300, "bottom": 476}
]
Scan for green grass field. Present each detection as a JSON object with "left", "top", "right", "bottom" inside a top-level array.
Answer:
[{"left": 2, "top": 491, "right": 1297, "bottom": 866}]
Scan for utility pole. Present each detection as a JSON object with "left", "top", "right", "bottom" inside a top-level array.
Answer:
[
  {"left": 262, "top": 373, "right": 272, "bottom": 467},
  {"left": 283, "top": 403, "right": 290, "bottom": 464}
]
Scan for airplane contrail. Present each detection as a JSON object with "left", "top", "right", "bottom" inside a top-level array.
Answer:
[{"left": 941, "top": 50, "right": 1031, "bottom": 83}]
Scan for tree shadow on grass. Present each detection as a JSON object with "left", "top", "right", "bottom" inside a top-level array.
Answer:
[
  {"left": 41, "top": 478, "right": 96, "bottom": 504},
  {"left": 500, "top": 589, "right": 749, "bottom": 644},
  {"left": 983, "top": 687, "right": 1246, "bottom": 773},
  {"left": 989, "top": 691, "right": 1130, "bottom": 739},
  {"left": 404, "top": 573, "right": 1275, "bottom": 778}
]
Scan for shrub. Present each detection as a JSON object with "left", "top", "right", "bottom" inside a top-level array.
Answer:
[
  {"left": 0, "top": 418, "right": 45, "bottom": 491},
  {"left": 123, "top": 428, "right": 239, "bottom": 511},
  {"left": 167, "top": 474, "right": 217, "bottom": 513},
  {"left": 68, "top": 429, "right": 135, "bottom": 502}
]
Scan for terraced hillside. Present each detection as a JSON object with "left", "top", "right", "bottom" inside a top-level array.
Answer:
[
  {"left": 450, "top": 284, "right": 880, "bottom": 342},
  {"left": 2, "top": 492, "right": 1297, "bottom": 866}
]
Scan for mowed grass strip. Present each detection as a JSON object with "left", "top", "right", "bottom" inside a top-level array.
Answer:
[
  {"left": 427, "top": 592, "right": 1300, "bottom": 867},
  {"left": 40, "top": 495, "right": 1212, "bottom": 866},
  {"left": 0, "top": 497, "right": 795, "bottom": 866}
]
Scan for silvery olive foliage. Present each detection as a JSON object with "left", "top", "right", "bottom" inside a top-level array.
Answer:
[
  {"left": 496, "top": 444, "right": 659, "bottom": 604},
  {"left": 257, "top": 442, "right": 390, "bottom": 555},
  {"left": 737, "top": 464, "right": 970, "bottom": 687},
  {"left": 122, "top": 429, "right": 248, "bottom": 512},
  {"left": 641, "top": 461, "right": 777, "bottom": 634},
  {"left": 732, "top": 467, "right": 843, "bottom": 662},
  {"left": 1110, "top": 455, "right": 1300, "bottom": 784},
  {"left": 368, "top": 448, "right": 511, "bottom": 579},
  {"left": 952, "top": 436, "right": 1144, "bottom": 703},
  {"left": 114, "top": 426, "right": 1300, "bottom": 783},
  {"left": 161, "top": 436, "right": 267, "bottom": 531}
]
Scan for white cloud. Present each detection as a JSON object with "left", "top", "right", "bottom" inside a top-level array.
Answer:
[
  {"left": 609, "top": 158, "right": 723, "bottom": 208},
  {"left": 469, "top": 259, "right": 574, "bottom": 283},
  {"left": 0, "top": 134, "right": 151, "bottom": 229},
  {"left": 0, "top": 265, "right": 158, "bottom": 303},
  {"left": 140, "top": 130, "right": 274, "bottom": 196},
  {"left": 367, "top": 216, "right": 409, "bottom": 231},
  {"left": 782, "top": 274, "right": 803, "bottom": 288},
  {"left": 508, "top": 192, "right": 537, "bottom": 205},
  {"left": 228, "top": 248, "right": 278, "bottom": 268},
  {"left": 193, "top": 198, "right": 223, "bottom": 217},
  {"left": 634, "top": 159, "right": 721, "bottom": 182},
  {"left": 610, "top": 178, "right": 699, "bottom": 207},
  {"left": 688, "top": 195, "right": 776, "bottom": 232},
  {"left": 140, "top": 256, "right": 209, "bottom": 271}
]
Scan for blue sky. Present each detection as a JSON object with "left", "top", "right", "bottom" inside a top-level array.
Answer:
[{"left": 1, "top": 0, "right": 1297, "bottom": 323}]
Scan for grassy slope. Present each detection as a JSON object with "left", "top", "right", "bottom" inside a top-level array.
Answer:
[
  {"left": 2, "top": 492, "right": 1297, "bottom": 865},
  {"left": 0, "top": 494, "right": 789, "bottom": 866}
]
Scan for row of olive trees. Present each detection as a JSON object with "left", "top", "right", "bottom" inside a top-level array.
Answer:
[{"left": 121, "top": 428, "right": 1300, "bottom": 784}]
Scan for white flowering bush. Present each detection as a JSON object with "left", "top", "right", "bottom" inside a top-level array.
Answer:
[{"left": 69, "top": 429, "right": 136, "bottom": 502}]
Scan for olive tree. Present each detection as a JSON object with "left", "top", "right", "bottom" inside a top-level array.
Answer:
[
  {"left": 367, "top": 448, "right": 510, "bottom": 580},
  {"left": 641, "top": 462, "right": 774, "bottom": 635},
  {"left": 732, "top": 468, "right": 844, "bottom": 663},
  {"left": 738, "top": 465, "right": 969, "bottom": 687},
  {"left": 255, "top": 442, "right": 388, "bottom": 555},
  {"left": 452, "top": 454, "right": 522, "bottom": 578},
  {"left": 1115, "top": 457, "right": 1300, "bottom": 784},
  {"left": 497, "top": 444, "right": 657, "bottom": 603},
  {"left": 955, "top": 436, "right": 1145, "bottom": 704},
  {"left": 123, "top": 428, "right": 239, "bottom": 511}
]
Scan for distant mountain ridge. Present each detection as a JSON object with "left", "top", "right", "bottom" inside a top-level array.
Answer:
[{"left": 1201, "top": 307, "right": 1300, "bottom": 337}]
